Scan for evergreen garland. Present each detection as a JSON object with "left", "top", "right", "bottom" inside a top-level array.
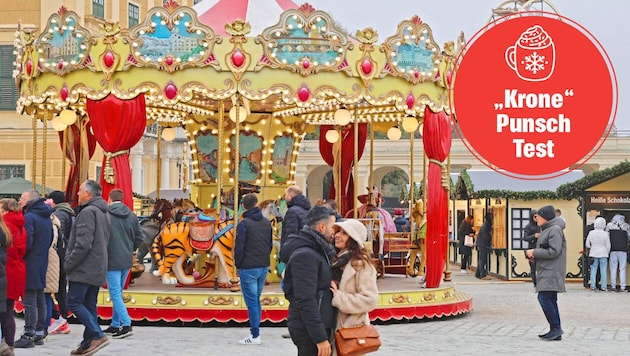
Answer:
[{"left": 556, "top": 160, "right": 630, "bottom": 199}]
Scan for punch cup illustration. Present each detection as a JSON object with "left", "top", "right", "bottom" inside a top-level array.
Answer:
[{"left": 505, "top": 25, "right": 555, "bottom": 82}]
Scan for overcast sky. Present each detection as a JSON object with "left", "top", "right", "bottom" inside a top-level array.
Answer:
[{"left": 306, "top": 0, "right": 627, "bottom": 131}]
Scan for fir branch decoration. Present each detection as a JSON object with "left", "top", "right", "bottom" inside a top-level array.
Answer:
[{"left": 556, "top": 160, "right": 630, "bottom": 199}]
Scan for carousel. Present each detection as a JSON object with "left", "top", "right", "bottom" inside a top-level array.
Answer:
[{"left": 12, "top": 1, "right": 472, "bottom": 323}]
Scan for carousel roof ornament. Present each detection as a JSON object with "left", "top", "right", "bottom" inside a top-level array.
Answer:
[{"left": 194, "top": 0, "right": 299, "bottom": 36}]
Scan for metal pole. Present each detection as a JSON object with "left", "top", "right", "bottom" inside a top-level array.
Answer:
[
  {"left": 409, "top": 127, "right": 415, "bottom": 233},
  {"left": 234, "top": 95, "right": 240, "bottom": 225},
  {"left": 31, "top": 113, "right": 37, "bottom": 190},
  {"left": 217, "top": 101, "right": 224, "bottom": 217},
  {"left": 156, "top": 126, "right": 162, "bottom": 200},
  {"left": 353, "top": 107, "right": 358, "bottom": 218}
]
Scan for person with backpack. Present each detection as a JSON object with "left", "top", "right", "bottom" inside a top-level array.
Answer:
[{"left": 46, "top": 191, "right": 74, "bottom": 335}]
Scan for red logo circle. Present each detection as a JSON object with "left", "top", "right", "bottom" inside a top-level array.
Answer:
[{"left": 452, "top": 13, "right": 617, "bottom": 178}]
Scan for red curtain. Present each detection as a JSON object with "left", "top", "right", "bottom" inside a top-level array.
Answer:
[
  {"left": 319, "top": 124, "right": 367, "bottom": 215},
  {"left": 422, "top": 107, "right": 452, "bottom": 288},
  {"left": 58, "top": 121, "right": 96, "bottom": 207},
  {"left": 86, "top": 94, "right": 147, "bottom": 209}
]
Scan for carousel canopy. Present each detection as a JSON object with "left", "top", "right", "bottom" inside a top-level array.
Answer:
[{"left": 194, "top": 0, "right": 299, "bottom": 36}]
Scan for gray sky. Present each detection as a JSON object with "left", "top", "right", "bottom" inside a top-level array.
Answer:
[{"left": 306, "top": 0, "right": 627, "bottom": 131}]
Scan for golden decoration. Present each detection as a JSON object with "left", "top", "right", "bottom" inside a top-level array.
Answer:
[
  {"left": 122, "top": 294, "right": 132, "bottom": 303},
  {"left": 207, "top": 296, "right": 234, "bottom": 306},
  {"left": 103, "top": 149, "right": 129, "bottom": 184},
  {"left": 422, "top": 293, "right": 436, "bottom": 302},
  {"left": 225, "top": 19, "right": 251, "bottom": 36},
  {"left": 260, "top": 297, "right": 279, "bottom": 306},
  {"left": 356, "top": 28, "right": 378, "bottom": 44},
  {"left": 156, "top": 296, "right": 182, "bottom": 305},
  {"left": 390, "top": 294, "right": 410, "bottom": 304},
  {"left": 99, "top": 22, "right": 120, "bottom": 37}
]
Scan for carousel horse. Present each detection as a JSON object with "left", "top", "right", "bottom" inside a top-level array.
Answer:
[
  {"left": 151, "top": 207, "right": 239, "bottom": 289},
  {"left": 217, "top": 181, "right": 262, "bottom": 220},
  {"left": 347, "top": 188, "right": 396, "bottom": 259},
  {"left": 137, "top": 199, "right": 174, "bottom": 273},
  {"left": 259, "top": 199, "right": 283, "bottom": 282},
  {"left": 407, "top": 200, "right": 426, "bottom": 279}
]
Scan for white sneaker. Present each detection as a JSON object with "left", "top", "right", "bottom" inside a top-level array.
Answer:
[
  {"left": 460, "top": 269, "right": 468, "bottom": 274},
  {"left": 239, "top": 335, "right": 261, "bottom": 345}
]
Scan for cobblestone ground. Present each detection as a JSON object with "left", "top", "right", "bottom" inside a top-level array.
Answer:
[{"left": 13, "top": 268, "right": 629, "bottom": 356}]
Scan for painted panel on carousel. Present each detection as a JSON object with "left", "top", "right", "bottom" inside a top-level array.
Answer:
[
  {"left": 196, "top": 131, "right": 219, "bottom": 182},
  {"left": 269, "top": 133, "right": 295, "bottom": 184},
  {"left": 37, "top": 7, "right": 92, "bottom": 76},
  {"left": 381, "top": 16, "right": 440, "bottom": 84},
  {"left": 257, "top": 4, "right": 352, "bottom": 76},
  {"left": 127, "top": 3, "right": 219, "bottom": 72},
  {"left": 230, "top": 131, "right": 263, "bottom": 182}
]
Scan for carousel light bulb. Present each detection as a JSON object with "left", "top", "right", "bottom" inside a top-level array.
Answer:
[
  {"left": 325, "top": 130, "right": 339, "bottom": 143},
  {"left": 51, "top": 116, "right": 67, "bottom": 132},
  {"left": 333, "top": 108, "right": 351, "bottom": 126},
  {"left": 387, "top": 127, "right": 402, "bottom": 141},
  {"left": 402, "top": 117, "right": 419, "bottom": 133},
  {"left": 58, "top": 109, "right": 76, "bottom": 125},
  {"left": 162, "top": 127, "right": 176, "bottom": 141},
  {"left": 229, "top": 105, "right": 247, "bottom": 123}
]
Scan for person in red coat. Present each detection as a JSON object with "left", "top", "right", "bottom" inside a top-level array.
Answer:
[{"left": 0, "top": 198, "right": 27, "bottom": 351}]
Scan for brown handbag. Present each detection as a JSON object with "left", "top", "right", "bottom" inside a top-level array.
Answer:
[{"left": 334, "top": 324, "right": 381, "bottom": 356}]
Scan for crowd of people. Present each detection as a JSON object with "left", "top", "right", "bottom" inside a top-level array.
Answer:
[
  {"left": 585, "top": 213, "right": 630, "bottom": 292},
  {"left": 234, "top": 185, "right": 379, "bottom": 355},
  {"left": 0, "top": 179, "right": 143, "bottom": 356}
]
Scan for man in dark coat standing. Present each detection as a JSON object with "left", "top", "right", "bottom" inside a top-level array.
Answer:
[
  {"left": 475, "top": 212, "right": 493, "bottom": 280},
  {"left": 281, "top": 185, "right": 311, "bottom": 247},
  {"left": 103, "top": 188, "right": 143, "bottom": 339},
  {"left": 235, "top": 193, "right": 272, "bottom": 345},
  {"left": 64, "top": 180, "right": 110, "bottom": 355},
  {"left": 14, "top": 190, "right": 53, "bottom": 348},
  {"left": 280, "top": 206, "right": 337, "bottom": 356}
]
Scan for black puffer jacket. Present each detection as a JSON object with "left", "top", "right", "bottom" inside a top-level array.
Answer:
[
  {"left": 523, "top": 213, "right": 540, "bottom": 249},
  {"left": 281, "top": 194, "right": 311, "bottom": 247},
  {"left": 52, "top": 202, "right": 74, "bottom": 258},
  {"left": 235, "top": 207, "right": 272, "bottom": 270},
  {"left": 280, "top": 227, "right": 336, "bottom": 344}
]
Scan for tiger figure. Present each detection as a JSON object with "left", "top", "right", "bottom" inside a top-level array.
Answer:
[{"left": 151, "top": 213, "right": 237, "bottom": 288}]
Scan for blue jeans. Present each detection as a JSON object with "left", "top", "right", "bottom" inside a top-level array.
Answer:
[
  {"left": 590, "top": 257, "right": 608, "bottom": 290},
  {"left": 238, "top": 267, "right": 267, "bottom": 338},
  {"left": 106, "top": 270, "right": 131, "bottom": 328},
  {"left": 22, "top": 289, "right": 46, "bottom": 336},
  {"left": 67, "top": 282, "right": 104, "bottom": 348},
  {"left": 537, "top": 291, "right": 561, "bottom": 330}
]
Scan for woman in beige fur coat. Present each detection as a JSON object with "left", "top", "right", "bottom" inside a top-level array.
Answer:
[{"left": 330, "top": 219, "right": 379, "bottom": 332}]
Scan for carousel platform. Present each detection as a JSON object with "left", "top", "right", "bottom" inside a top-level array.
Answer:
[{"left": 94, "top": 271, "right": 473, "bottom": 324}]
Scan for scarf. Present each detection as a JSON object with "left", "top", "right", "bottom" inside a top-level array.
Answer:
[{"left": 332, "top": 249, "right": 351, "bottom": 283}]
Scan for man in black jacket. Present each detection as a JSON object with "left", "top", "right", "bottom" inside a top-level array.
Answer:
[
  {"left": 103, "top": 189, "right": 143, "bottom": 339},
  {"left": 280, "top": 205, "right": 336, "bottom": 356},
  {"left": 281, "top": 185, "right": 311, "bottom": 247},
  {"left": 235, "top": 193, "right": 272, "bottom": 345},
  {"left": 475, "top": 212, "right": 493, "bottom": 280},
  {"left": 523, "top": 210, "right": 540, "bottom": 287}
]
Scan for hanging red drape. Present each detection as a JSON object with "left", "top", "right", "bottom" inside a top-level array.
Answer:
[
  {"left": 86, "top": 94, "right": 147, "bottom": 209},
  {"left": 319, "top": 124, "right": 367, "bottom": 215},
  {"left": 58, "top": 121, "right": 96, "bottom": 207},
  {"left": 422, "top": 107, "right": 452, "bottom": 288}
]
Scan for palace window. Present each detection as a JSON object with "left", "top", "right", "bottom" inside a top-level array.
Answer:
[
  {"left": 0, "top": 46, "right": 18, "bottom": 111},
  {"left": 92, "top": 0, "right": 105, "bottom": 19},
  {"left": 0, "top": 165, "right": 25, "bottom": 180},
  {"left": 129, "top": 3, "right": 140, "bottom": 27},
  {"left": 511, "top": 208, "right": 532, "bottom": 250}
]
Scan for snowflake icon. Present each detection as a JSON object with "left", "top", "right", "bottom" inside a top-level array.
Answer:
[{"left": 521, "top": 52, "right": 547, "bottom": 74}]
